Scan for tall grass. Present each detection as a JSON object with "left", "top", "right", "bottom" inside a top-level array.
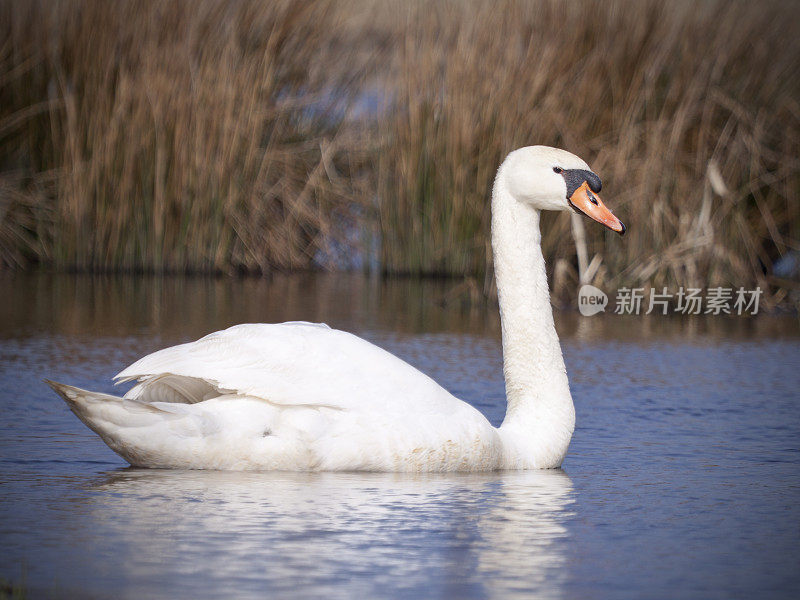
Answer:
[
  {"left": 378, "top": 1, "right": 800, "bottom": 305},
  {"left": 1, "top": 0, "right": 799, "bottom": 306},
  {"left": 0, "top": 0, "right": 371, "bottom": 273}
]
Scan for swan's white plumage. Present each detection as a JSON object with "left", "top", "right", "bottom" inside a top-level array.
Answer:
[
  {"left": 119, "top": 322, "right": 456, "bottom": 413},
  {"left": 48, "top": 146, "right": 614, "bottom": 472},
  {"left": 53, "top": 322, "right": 503, "bottom": 471}
]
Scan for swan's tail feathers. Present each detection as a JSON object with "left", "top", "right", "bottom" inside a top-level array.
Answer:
[
  {"left": 46, "top": 380, "right": 283, "bottom": 470},
  {"left": 45, "top": 380, "right": 184, "bottom": 466},
  {"left": 45, "top": 380, "right": 169, "bottom": 425},
  {"left": 45, "top": 379, "right": 108, "bottom": 407}
]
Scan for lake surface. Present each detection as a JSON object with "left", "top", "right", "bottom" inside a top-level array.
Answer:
[{"left": 1, "top": 273, "right": 799, "bottom": 599}]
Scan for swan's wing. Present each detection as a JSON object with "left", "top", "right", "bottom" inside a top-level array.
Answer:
[{"left": 115, "top": 322, "right": 461, "bottom": 414}]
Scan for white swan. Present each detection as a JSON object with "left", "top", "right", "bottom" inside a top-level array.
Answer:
[{"left": 47, "top": 146, "right": 624, "bottom": 471}]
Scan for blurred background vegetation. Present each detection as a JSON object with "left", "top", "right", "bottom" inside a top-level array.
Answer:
[{"left": 1, "top": 0, "right": 799, "bottom": 308}]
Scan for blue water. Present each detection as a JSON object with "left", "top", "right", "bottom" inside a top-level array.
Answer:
[{"left": 1, "top": 274, "right": 799, "bottom": 599}]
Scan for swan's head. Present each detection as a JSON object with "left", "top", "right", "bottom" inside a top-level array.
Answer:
[{"left": 502, "top": 146, "right": 625, "bottom": 235}]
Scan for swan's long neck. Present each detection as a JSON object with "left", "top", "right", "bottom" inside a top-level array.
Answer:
[{"left": 492, "top": 166, "right": 575, "bottom": 468}]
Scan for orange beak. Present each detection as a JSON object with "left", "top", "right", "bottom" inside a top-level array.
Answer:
[{"left": 568, "top": 181, "right": 626, "bottom": 235}]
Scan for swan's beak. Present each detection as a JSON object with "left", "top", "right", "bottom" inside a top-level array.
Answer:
[{"left": 568, "top": 181, "right": 626, "bottom": 235}]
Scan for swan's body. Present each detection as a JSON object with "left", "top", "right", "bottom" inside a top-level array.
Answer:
[{"left": 48, "top": 146, "right": 624, "bottom": 471}]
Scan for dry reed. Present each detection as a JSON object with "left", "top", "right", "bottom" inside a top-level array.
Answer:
[
  {"left": 1, "top": 0, "right": 799, "bottom": 308},
  {"left": 1, "top": 0, "right": 372, "bottom": 273},
  {"left": 378, "top": 1, "right": 800, "bottom": 309}
]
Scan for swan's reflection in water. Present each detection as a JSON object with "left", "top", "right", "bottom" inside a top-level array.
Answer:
[{"left": 85, "top": 469, "right": 574, "bottom": 598}]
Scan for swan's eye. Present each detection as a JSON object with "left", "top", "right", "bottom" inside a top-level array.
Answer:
[{"left": 553, "top": 167, "right": 563, "bottom": 174}]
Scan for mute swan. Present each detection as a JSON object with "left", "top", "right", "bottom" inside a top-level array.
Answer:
[{"left": 47, "top": 146, "right": 625, "bottom": 471}]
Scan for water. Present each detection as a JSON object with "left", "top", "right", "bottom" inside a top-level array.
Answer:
[{"left": 1, "top": 273, "right": 799, "bottom": 599}]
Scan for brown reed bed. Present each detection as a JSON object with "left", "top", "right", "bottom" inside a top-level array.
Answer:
[
  {"left": 378, "top": 1, "right": 800, "bottom": 309},
  {"left": 0, "top": 0, "right": 374, "bottom": 273},
  {"left": 1, "top": 0, "right": 799, "bottom": 308}
]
